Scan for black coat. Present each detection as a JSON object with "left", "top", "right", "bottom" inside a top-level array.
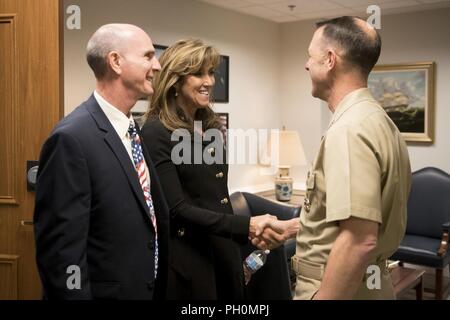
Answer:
[
  {"left": 141, "top": 118, "right": 250, "bottom": 299},
  {"left": 34, "top": 95, "right": 169, "bottom": 300}
]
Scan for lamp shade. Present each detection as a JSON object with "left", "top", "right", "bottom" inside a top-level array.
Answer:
[{"left": 270, "top": 130, "right": 307, "bottom": 167}]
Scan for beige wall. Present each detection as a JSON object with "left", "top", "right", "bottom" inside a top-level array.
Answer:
[
  {"left": 280, "top": 8, "right": 450, "bottom": 185},
  {"left": 279, "top": 20, "right": 320, "bottom": 184},
  {"left": 378, "top": 9, "right": 450, "bottom": 174},
  {"left": 64, "top": 1, "right": 450, "bottom": 191},
  {"left": 63, "top": 0, "right": 282, "bottom": 192}
]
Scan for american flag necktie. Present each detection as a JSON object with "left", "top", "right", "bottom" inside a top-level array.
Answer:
[{"left": 128, "top": 122, "right": 158, "bottom": 278}]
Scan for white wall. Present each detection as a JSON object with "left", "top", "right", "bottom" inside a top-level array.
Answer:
[
  {"left": 377, "top": 9, "right": 450, "bottom": 174},
  {"left": 280, "top": 8, "right": 450, "bottom": 184},
  {"left": 64, "top": 1, "right": 450, "bottom": 191},
  {"left": 279, "top": 20, "right": 322, "bottom": 185},
  {"left": 63, "top": 0, "right": 282, "bottom": 192}
]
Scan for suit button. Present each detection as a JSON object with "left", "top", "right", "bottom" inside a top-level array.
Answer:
[
  {"left": 147, "top": 281, "right": 155, "bottom": 290},
  {"left": 148, "top": 242, "right": 154, "bottom": 250},
  {"left": 220, "top": 197, "right": 229, "bottom": 204},
  {"left": 178, "top": 228, "right": 185, "bottom": 237},
  {"left": 215, "top": 172, "right": 224, "bottom": 178}
]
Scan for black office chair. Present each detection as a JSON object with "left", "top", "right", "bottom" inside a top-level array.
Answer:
[
  {"left": 390, "top": 167, "right": 450, "bottom": 299},
  {"left": 230, "top": 191, "right": 300, "bottom": 300}
]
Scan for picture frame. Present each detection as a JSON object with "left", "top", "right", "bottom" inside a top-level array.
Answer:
[
  {"left": 216, "top": 112, "right": 229, "bottom": 146},
  {"left": 216, "top": 112, "right": 229, "bottom": 131},
  {"left": 154, "top": 44, "right": 168, "bottom": 59},
  {"left": 214, "top": 55, "right": 229, "bottom": 103},
  {"left": 137, "top": 44, "right": 168, "bottom": 101},
  {"left": 368, "top": 61, "right": 435, "bottom": 143},
  {"left": 132, "top": 44, "right": 168, "bottom": 127}
]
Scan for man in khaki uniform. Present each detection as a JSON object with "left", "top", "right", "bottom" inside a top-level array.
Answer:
[{"left": 288, "top": 16, "right": 410, "bottom": 299}]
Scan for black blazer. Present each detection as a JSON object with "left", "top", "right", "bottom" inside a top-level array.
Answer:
[
  {"left": 34, "top": 95, "right": 169, "bottom": 300},
  {"left": 141, "top": 118, "right": 250, "bottom": 300}
]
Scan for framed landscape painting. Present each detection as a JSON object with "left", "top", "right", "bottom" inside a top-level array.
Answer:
[{"left": 368, "top": 61, "right": 435, "bottom": 143}]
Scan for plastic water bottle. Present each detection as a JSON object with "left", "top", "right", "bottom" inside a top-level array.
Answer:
[{"left": 243, "top": 249, "right": 270, "bottom": 285}]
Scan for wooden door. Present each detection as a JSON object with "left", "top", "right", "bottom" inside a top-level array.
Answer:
[{"left": 0, "top": 0, "right": 63, "bottom": 299}]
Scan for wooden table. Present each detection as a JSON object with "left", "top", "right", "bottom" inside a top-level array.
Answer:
[
  {"left": 390, "top": 266, "right": 425, "bottom": 299},
  {"left": 256, "top": 189, "right": 305, "bottom": 208}
]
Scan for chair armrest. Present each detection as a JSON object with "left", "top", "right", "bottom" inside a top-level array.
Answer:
[
  {"left": 242, "top": 192, "right": 300, "bottom": 220},
  {"left": 437, "top": 221, "right": 450, "bottom": 256}
]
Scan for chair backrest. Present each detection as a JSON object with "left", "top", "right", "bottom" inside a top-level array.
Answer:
[
  {"left": 406, "top": 167, "right": 450, "bottom": 238},
  {"left": 230, "top": 191, "right": 293, "bottom": 299},
  {"left": 240, "top": 192, "right": 301, "bottom": 220},
  {"left": 229, "top": 191, "right": 252, "bottom": 218}
]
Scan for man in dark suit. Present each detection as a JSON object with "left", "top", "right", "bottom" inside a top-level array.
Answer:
[{"left": 34, "top": 24, "right": 169, "bottom": 299}]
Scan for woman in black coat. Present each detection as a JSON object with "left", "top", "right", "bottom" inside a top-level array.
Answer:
[{"left": 140, "top": 39, "right": 275, "bottom": 299}]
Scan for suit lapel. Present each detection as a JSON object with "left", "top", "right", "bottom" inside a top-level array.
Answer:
[{"left": 85, "top": 95, "right": 152, "bottom": 223}]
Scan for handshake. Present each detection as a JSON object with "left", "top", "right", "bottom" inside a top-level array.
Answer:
[{"left": 248, "top": 214, "right": 300, "bottom": 250}]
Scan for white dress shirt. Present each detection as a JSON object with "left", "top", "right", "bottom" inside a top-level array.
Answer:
[{"left": 94, "top": 90, "right": 151, "bottom": 183}]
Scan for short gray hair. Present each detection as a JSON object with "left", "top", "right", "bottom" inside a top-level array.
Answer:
[
  {"left": 316, "top": 16, "right": 381, "bottom": 77},
  {"left": 86, "top": 24, "right": 133, "bottom": 79}
]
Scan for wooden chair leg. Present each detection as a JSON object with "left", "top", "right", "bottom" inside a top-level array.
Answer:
[
  {"left": 435, "top": 268, "right": 443, "bottom": 300},
  {"left": 416, "top": 276, "right": 423, "bottom": 300}
]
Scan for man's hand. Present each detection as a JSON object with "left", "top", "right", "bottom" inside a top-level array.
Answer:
[
  {"left": 248, "top": 214, "right": 277, "bottom": 238},
  {"left": 251, "top": 217, "right": 300, "bottom": 250}
]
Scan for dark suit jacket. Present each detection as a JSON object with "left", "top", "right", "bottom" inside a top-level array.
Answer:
[
  {"left": 34, "top": 95, "right": 169, "bottom": 300},
  {"left": 141, "top": 118, "right": 250, "bottom": 300}
]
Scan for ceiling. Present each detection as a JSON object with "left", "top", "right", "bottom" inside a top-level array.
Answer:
[{"left": 198, "top": 0, "right": 450, "bottom": 23}]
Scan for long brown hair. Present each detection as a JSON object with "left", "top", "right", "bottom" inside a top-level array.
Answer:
[{"left": 146, "top": 39, "right": 222, "bottom": 132}]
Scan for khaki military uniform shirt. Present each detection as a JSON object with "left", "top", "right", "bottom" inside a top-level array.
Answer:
[{"left": 293, "top": 88, "right": 411, "bottom": 300}]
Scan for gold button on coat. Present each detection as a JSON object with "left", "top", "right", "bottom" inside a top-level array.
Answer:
[
  {"left": 177, "top": 228, "right": 185, "bottom": 237},
  {"left": 216, "top": 172, "right": 224, "bottom": 178},
  {"left": 220, "top": 198, "right": 229, "bottom": 204}
]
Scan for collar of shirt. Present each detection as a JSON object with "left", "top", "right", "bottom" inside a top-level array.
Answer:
[
  {"left": 94, "top": 90, "right": 134, "bottom": 139},
  {"left": 327, "top": 87, "right": 374, "bottom": 129}
]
